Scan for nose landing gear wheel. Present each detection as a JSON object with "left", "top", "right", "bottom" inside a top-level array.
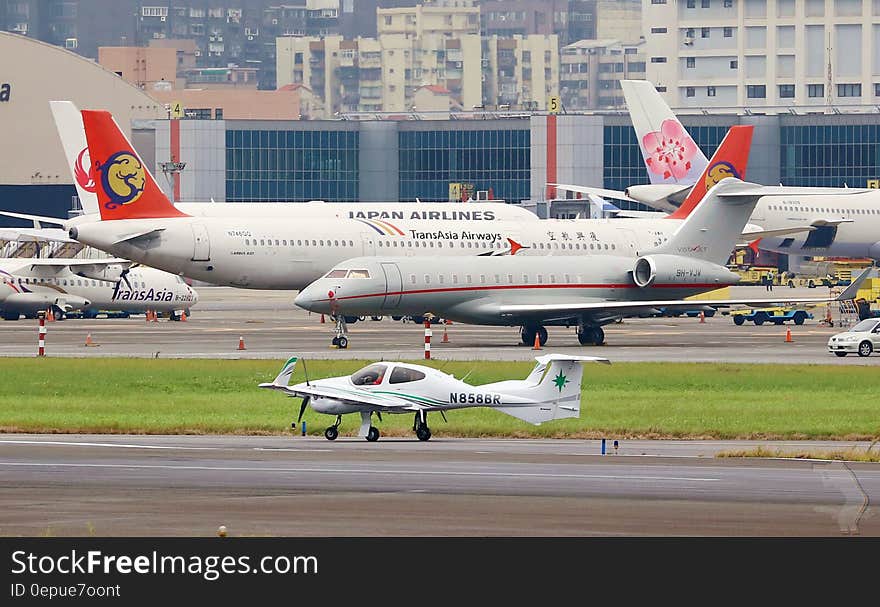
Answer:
[
  {"left": 337, "top": 336, "right": 348, "bottom": 349},
  {"left": 366, "top": 426, "right": 380, "bottom": 442},
  {"left": 324, "top": 426, "right": 339, "bottom": 441},
  {"left": 415, "top": 425, "right": 431, "bottom": 441}
]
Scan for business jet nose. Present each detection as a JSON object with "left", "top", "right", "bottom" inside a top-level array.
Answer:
[{"left": 293, "top": 287, "right": 314, "bottom": 310}]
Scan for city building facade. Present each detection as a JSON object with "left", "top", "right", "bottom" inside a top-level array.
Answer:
[{"left": 644, "top": 0, "right": 880, "bottom": 111}]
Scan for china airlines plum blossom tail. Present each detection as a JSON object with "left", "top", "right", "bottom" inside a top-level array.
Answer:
[
  {"left": 81, "top": 110, "right": 187, "bottom": 221},
  {"left": 622, "top": 80, "right": 709, "bottom": 185},
  {"left": 50, "top": 101, "right": 99, "bottom": 215}
]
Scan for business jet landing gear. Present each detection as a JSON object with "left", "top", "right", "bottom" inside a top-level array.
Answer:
[
  {"left": 577, "top": 325, "right": 605, "bottom": 346},
  {"left": 324, "top": 415, "right": 342, "bottom": 441},
  {"left": 330, "top": 315, "right": 349, "bottom": 349},
  {"left": 413, "top": 411, "right": 431, "bottom": 441},
  {"left": 520, "top": 325, "right": 548, "bottom": 347}
]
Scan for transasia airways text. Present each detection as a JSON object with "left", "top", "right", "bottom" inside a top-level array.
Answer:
[
  {"left": 349, "top": 210, "right": 496, "bottom": 221},
  {"left": 408, "top": 229, "right": 503, "bottom": 242}
]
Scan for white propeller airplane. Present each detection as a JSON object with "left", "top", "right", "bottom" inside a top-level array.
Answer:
[{"left": 259, "top": 354, "right": 609, "bottom": 442}]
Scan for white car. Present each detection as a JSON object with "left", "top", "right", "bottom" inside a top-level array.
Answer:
[{"left": 827, "top": 318, "right": 880, "bottom": 357}]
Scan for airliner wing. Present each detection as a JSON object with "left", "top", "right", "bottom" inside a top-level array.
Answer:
[
  {"left": 499, "top": 269, "right": 873, "bottom": 322},
  {"left": 550, "top": 183, "right": 637, "bottom": 202},
  {"left": 0, "top": 228, "right": 74, "bottom": 243},
  {"left": 740, "top": 226, "right": 816, "bottom": 240},
  {"left": 811, "top": 218, "right": 855, "bottom": 227},
  {"left": 0, "top": 210, "right": 68, "bottom": 226},
  {"left": 257, "top": 383, "right": 426, "bottom": 411}
]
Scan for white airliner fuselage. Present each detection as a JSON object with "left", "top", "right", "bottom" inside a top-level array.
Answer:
[
  {"left": 0, "top": 261, "right": 197, "bottom": 320},
  {"left": 69, "top": 214, "right": 678, "bottom": 290}
]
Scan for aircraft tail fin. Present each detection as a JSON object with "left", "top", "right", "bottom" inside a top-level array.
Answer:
[
  {"left": 259, "top": 356, "right": 299, "bottom": 391},
  {"left": 651, "top": 176, "right": 763, "bottom": 265},
  {"left": 494, "top": 355, "right": 609, "bottom": 425},
  {"left": 50, "top": 101, "right": 100, "bottom": 215},
  {"left": 622, "top": 79, "right": 709, "bottom": 186},
  {"left": 81, "top": 110, "right": 187, "bottom": 221},
  {"left": 667, "top": 125, "right": 754, "bottom": 220}
]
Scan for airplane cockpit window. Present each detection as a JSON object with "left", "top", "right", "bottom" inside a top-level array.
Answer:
[
  {"left": 325, "top": 269, "right": 348, "bottom": 278},
  {"left": 347, "top": 269, "right": 371, "bottom": 279},
  {"left": 351, "top": 364, "right": 388, "bottom": 386},
  {"left": 389, "top": 367, "right": 426, "bottom": 384}
]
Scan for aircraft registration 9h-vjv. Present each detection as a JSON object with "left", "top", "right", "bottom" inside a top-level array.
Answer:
[{"left": 259, "top": 354, "right": 609, "bottom": 442}]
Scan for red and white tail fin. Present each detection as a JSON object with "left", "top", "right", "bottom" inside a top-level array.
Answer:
[
  {"left": 666, "top": 125, "right": 753, "bottom": 220},
  {"left": 81, "top": 110, "right": 187, "bottom": 221}
]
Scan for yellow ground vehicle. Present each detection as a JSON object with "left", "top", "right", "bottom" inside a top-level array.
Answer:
[{"left": 730, "top": 307, "right": 813, "bottom": 326}]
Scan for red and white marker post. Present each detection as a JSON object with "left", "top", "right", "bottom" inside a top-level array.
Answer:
[
  {"left": 37, "top": 314, "right": 46, "bottom": 357},
  {"left": 424, "top": 318, "right": 432, "bottom": 360}
]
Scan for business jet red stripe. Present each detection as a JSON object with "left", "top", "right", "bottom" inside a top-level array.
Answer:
[{"left": 322, "top": 282, "right": 723, "bottom": 302}]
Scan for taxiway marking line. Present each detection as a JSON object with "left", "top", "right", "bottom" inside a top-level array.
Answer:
[{"left": 0, "top": 461, "right": 720, "bottom": 482}]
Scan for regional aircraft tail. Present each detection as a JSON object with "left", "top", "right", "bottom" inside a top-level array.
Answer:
[
  {"left": 81, "top": 109, "right": 187, "bottom": 221},
  {"left": 622, "top": 79, "right": 709, "bottom": 186},
  {"left": 490, "top": 354, "right": 609, "bottom": 425},
  {"left": 666, "top": 124, "right": 753, "bottom": 220}
]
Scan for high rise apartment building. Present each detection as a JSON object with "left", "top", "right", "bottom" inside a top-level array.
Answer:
[{"left": 644, "top": 0, "right": 880, "bottom": 110}]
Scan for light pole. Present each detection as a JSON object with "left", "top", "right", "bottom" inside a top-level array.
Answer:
[{"left": 159, "top": 160, "right": 186, "bottom": 203}]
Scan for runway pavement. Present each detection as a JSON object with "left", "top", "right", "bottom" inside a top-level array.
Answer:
[
  {"left": 0, "top": 286, "right": 874, "bottom": 364},
  {"left": 0, "top": 434, "right": 876, "bottom": 536}
]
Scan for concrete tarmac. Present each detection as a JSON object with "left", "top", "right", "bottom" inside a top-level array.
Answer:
[
  {"left": 0, "top": 435, "right": 877, "bottom": 536},
  {"left": 0, "top": 286, "right": 874, "bottom": 364}
]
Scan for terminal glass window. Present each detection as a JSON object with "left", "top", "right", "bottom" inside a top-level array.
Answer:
[
  {"left": 398, "top": 127, "right": 531, "bottom": 203},
  {"left": 781, "top": 123, "right": 880, "bottom": 188},
  {"left": 226, "top": 129, "right": 359, "bottom": 201}
]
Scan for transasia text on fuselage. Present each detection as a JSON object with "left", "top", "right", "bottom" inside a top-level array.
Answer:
[{"left": 348, "top": 210, "right": 496, "bottom": 221}]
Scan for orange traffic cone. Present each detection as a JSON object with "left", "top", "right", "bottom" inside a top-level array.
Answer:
[
  {"left": 152, "top": 310, "right": 159, "bottom": 322},
  {"left": 47, "top": 308, "right": 55, "bottom": 322},
  {"left": 84, "top": 333, "right": 97, "bottom": 347},
  {"left": 785, "top": 328, "right": 792, "bottom": 343},
  {"left": 180, "top": 311, "right": 187, "bottom": 322},
  {"left": 442, "top": 324, "right": 449, "bottom": 343},
  {"left": 699, "top": 311, "right": 705, "bottom": 323},
  {"left": 146, "top": 310, "right": 151, "bottom": 322},
  {"left": 532, "top": 333, "right": 542, "bottom": 350},
  {"left": 237, "top": 336, "right": 246, "bottom": 350},
  {"left": 320, "top": 314, "right": 325, "bottom": 324}
]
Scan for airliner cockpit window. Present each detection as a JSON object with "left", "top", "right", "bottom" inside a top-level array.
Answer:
[
  {"left": 351, "top": 364, "right": 388, "bottom": 385},
  {"left": 325, "top": 269, "right": 348, "bottom": 278},
  {"left": 347, "top": 269, "right": 371, "bottom": 279},
  {"left": 389, "top": 367, "right": 426, "bottom": 384}
]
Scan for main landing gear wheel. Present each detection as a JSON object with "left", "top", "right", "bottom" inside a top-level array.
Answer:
[
  {"left": 413, "top": 411, "right": 431, "bottom": 441},
  {"left": 834, "top": 351, "right": 847, "bottom": 357},
  {"left": 520, "top": 325, "right": 548, "bottom": 346},
  {"left": 577, "top": 326, "right": 604, "bottom": 346},
  {"left": 324, "top": 426, "right": 339, "bottom": 441},
  {"left": 366, "top": 426, "right": 380, "bottom": 442},
  {"left": 416, "top": 425, "right": 431, "bottom": 441}
]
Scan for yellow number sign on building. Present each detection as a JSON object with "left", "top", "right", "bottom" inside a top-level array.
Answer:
[
  {"left": 170, "top": 101, "right": 184, "bottom": 119},
  {"left": 547, "top": 96, "right": 561, "bottom": 114},
  {"left": 867, "top": 179, "right": 879, "bottom": 189}
]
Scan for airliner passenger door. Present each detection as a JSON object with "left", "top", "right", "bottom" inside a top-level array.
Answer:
[
  {"left": 191, "top": 223, "right": 211, "bottom": 261},
  {"left": 380, "top": 263, "right": 403, "bottom": 309}
]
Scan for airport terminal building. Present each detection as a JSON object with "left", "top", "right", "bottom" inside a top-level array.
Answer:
[{"left": 4, "top": 30, "right": 880, "bottom": 222}]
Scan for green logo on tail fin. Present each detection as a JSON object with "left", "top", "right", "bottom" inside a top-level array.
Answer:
[{"left": 553, "top": 371, "right": 569, "bottom": 392}]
